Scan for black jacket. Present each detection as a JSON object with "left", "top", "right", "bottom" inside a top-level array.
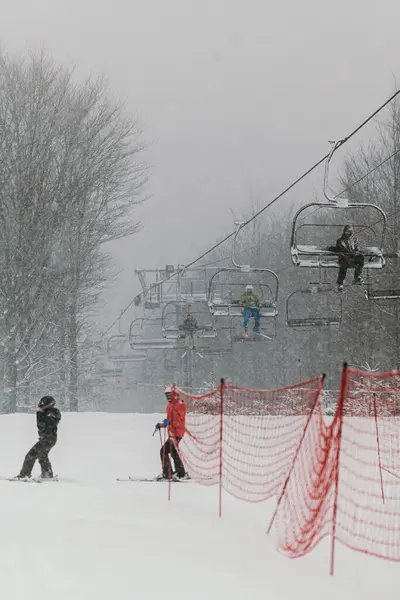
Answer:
[
  {"left": 182, "top": 317, "right": 198, "bottom": 332},
  {"left": 336, "top": 235, "right": 358, "bottom": 253},
  {"left": 37, "top": 407, "right": 61, "bottom": 439}
]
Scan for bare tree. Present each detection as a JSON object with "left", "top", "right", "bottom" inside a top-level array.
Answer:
[{"left": 0, "top": 48, "right": 148, "bottom": 412}]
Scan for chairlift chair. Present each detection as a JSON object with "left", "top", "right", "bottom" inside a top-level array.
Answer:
[
  {"left": 177, "top": 267, "right": 223, "bottom": 303},
  {"left": 286, "top": 286, "right": 343, "bottom": 328},
  {"left": 135, "top": 268, "right": 181, "bottom": 309},
  {"left": 129, "top": 317, "right": 176, "bottom": 351},
  {"left": 161, "top": 300, "right": 217, "bottom": 341},
  {"left": 290, "top": 203, "right": 386, "bottom": 269},
  {"left": 207, "top": 268, "right": 279, "bottom": 341},
  {"left": 208, "top": 267, "right": 279, "bottom": 316},
  {"left": 107, "top": 334, "right": 148, "bottom": 362},
  {"left": 364, "top": 266, "right": 400, "bottom": 301},
  {"left": 290, "top": 139, "right": 387, "bottom": 272},
  {"left": 366, "top": 288, "right": 400, "bottom": 301}
]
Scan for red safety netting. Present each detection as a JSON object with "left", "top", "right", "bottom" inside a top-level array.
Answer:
[
  {"left": 268, "top": 392, "right": 339, "bottom": 561},
  {"left": 178, "top": 388, "right": 222, "bottom": 487},
  {"left": 167, "top": 366, "right": 400, "bottom": 572},
  {"left": 178, "top": 376, "right": 324, "bottom": 509},
  {"left": 269, "top": 365, "right": 400, "bottom": 573},
  {"left": 334, "top": 367, "right": 400, "bottom": 564}
]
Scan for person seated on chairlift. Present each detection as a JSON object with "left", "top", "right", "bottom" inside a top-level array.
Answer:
[
  {"left": 335, "top": 225, "right": 364, "bottom": 291},
  {"left": 239, "top": 285, "right": 261, "bottom": 333},
  {"left": 181, "top": 313, "right": 199, "bottom": 349}
]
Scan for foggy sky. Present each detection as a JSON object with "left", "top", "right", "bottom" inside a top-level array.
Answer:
[{"left": 0, "top": 0, "right": 400, "bottom": 328}]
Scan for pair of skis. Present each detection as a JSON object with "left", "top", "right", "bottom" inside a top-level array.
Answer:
[
  {"left": 117, "top": 476, "right": 192, "bottom": 483},
  {"left": 1, "top": 475, "right": 59, "bottom": 483}
]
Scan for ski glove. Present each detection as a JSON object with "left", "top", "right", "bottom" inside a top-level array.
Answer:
[
  {"left": 155, "top": 419, "right": 169, "bottom": 430},
  {"left": 155, "top": 423, "right": 161, "bottom": 430}
]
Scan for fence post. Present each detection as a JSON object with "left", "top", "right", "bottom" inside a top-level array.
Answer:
[
  {"left": 219, "top": 378, "right": 225, "bottom": 518},
  {"left": 373, "top": 392, "right": 385, "bottom": 504},
  {"left": 330, "top": 362, "right": 347, "bottom": 576}
]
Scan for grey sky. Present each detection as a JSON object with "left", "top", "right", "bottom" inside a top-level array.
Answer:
[{"left": 1, "top": 0, "right": 399, "bottom": 327}]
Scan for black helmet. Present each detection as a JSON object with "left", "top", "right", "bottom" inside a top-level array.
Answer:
[{"left": 38, "top": 396, "right": 56, "bottom": 409}]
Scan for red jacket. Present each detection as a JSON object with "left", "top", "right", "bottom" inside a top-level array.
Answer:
[{"left": 165, "top": 394, "right": 186, "bottom": 438}]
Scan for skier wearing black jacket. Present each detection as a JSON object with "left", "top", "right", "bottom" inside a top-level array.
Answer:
[{"left": 17, "top": 396, "right": 61, "bottom": 480}]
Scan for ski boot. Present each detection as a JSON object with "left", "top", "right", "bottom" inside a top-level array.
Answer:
[{"left": 353, "top": 276, "right": 364, "bottom": 285}]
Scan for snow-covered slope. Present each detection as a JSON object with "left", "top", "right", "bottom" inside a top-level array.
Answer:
[{"left": 0, "top": 413, "right": 397, "bottom": 600}]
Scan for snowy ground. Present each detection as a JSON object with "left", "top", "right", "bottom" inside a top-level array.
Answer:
[{"left": 0, "top": 413, "right": 398, "bottom": 600}]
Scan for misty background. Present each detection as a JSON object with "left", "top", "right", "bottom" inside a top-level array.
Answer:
[
  {"left": 1, "top": 0, "right": 399, "bottom": 320},
  {"left": 1, "top": 0, "right": 400, "bottom": 411}
]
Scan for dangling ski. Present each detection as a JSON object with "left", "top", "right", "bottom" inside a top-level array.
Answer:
[{"left": 254, "top": 331, "right": 272, "bottom": 340}]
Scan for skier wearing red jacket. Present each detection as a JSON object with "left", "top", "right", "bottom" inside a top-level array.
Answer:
[{"left": 155, "top": 385, "right": 189, "bottom": 481}]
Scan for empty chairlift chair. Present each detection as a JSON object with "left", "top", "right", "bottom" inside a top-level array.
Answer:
[{"left": 286, "top": 286, "right": 343, "bottom": 328}]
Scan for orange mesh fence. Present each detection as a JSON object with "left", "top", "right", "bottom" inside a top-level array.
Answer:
[
  {"left": 268, "top": 392, "right": 339, "bottom": 561},
  {"left": 169, "top": 366, "right": 400, "bottom": 572},
  {"left": 269, "top": 365, "right": 400, "bottom": 573},
  {"left": 178, "top": 387, "right": 222, "bottom": 486},
  {"left": 178, "top": 376, "right": 325, "bottom": 511},
  {"left": 334, "top": 367, "right": 400, "bottom": 564}
]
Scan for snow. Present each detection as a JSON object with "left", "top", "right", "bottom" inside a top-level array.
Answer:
[{"left": 0, "top": 413, "right": 397, "bottom": 600}]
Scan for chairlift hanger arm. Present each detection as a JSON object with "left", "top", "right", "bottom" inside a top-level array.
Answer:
[
  {"left": 231, "top": 222, "right": 247, "bottom": 269},
  {"left": 323, "top": 139, "right": 346, "bottom": 203}
]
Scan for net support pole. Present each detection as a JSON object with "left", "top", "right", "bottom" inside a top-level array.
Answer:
[
  {"left": 373, "top": 392, "right": 385, "bottom": 504},
  {"left": 330, "top": 362, "right": 347, "bottom": 576},
  {"left": 219, "top": 378, "right": 225, "bottom": 518}
]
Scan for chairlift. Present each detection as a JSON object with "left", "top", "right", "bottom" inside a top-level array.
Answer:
[
  {"left": 128, "top": 317, "right": 176, "bottom": 351},
  {"left": 364, "top": 266, "right": 400, "bottom": 301},
  {"left": 107, "top": 334, "right": 147, "bottom": 362},
  {"left": 161, "top": 301, "right": 217, "bottom": 341},
  {"left": 366, "top": 288, "right": 400, "bottom": 301},
  {"left": 177, "top": 267, "right": 223, "bottom": 303},
  {"left": 207, "top": 222, "right": 279, "bottom": 341},
  {"left": 208, "top": 269, "right": 279, "bottom": 317},
  {"left": 286, "top": 286, "right": 342, "bottom": 328},
  {"left": 290, "top": 140, "right": 387, "bottom": 271},
  {"left": 101, "top": 366, "right": 124, "bottom": 378},
  {"left": 135, "top": 268, "right": 180, "bottom": 309}
]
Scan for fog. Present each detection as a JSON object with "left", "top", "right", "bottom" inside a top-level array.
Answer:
[{"left": 0, "top": 0, "right": 399, "bottom": 325}]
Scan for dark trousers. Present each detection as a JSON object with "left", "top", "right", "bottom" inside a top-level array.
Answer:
[
  {"left": 20, "top": 436, "right": 57, "bottom": 477},
  {"left": 160, "top": 437, "right": 186, "bottom": 478},
  {"left": 337, "top": 253, "right": 364, "bottom": 284}
]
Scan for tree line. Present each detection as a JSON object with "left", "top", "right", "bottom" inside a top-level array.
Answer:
[{"left": 0, "top": 49, "right": 147, "bottom": 413}]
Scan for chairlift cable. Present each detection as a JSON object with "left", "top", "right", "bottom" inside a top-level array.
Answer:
[{"left": 335, "top": 146, "right": 400, "bottom": 199}]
